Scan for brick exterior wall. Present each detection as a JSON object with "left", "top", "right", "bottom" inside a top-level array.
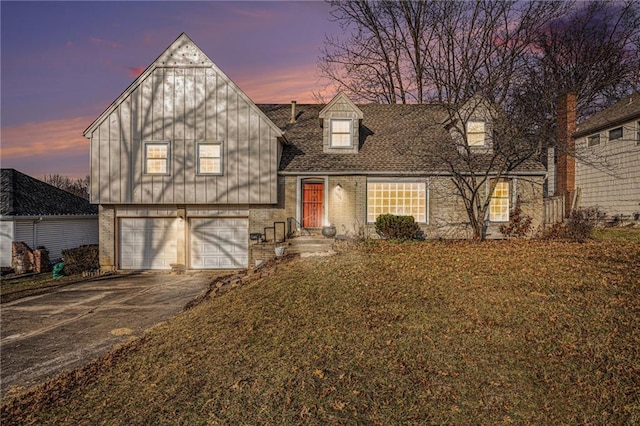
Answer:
[
  {"left": 427, "top": 178, "right": 473, "bottom": 238},
  {"left": 98, "top": 173, "right": 545, "bottom": 271},
  {"left": 556, "top": 93, "right": 577, "bottom": 217},
  {"left": 98, "top": 205, "right": 116, "bottom": 271},
  {"left": 328, "top": 176, "right": 367, "bottom": 237}
]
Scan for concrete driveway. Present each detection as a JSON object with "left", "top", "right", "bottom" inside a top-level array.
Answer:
[{"left": 0, "top": 272, "right": 218, "bottom": 398}]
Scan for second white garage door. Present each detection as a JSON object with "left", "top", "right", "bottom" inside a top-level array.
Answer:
[
  {"left": 119, "top": 218, "right": 178, "bottom": 269},
  {"left": 190, "top": 218, "right": 248, "bottom": 269}
]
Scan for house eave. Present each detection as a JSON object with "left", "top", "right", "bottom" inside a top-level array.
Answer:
[{"left": 574, "top": 111, "right": 640, "bottom": 139}]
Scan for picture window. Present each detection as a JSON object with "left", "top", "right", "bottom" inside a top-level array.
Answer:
[{"left": 367, "top": 182, "right": 426, "bottom": 223}]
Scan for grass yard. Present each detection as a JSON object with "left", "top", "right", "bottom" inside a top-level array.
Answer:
[
  {"left": 0, "top": 273, "right": 91, "bottom": 304},
  {"left": 2, "top": 238, "right": 639, "bottom": 424}
]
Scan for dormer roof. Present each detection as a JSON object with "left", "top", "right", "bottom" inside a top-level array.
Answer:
[{"left": 318, "top": 92, "right": 364, "bottom": 125}]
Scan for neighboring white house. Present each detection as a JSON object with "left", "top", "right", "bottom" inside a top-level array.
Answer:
[
  {"left": 573, "top": 93, "right": 640, "bottom": 219},
  {"left": 0, "top": 169, "right": 98, "bottom": 268},
  {"left": 551, "top": 92, "right": 640, "bottom": 220}
]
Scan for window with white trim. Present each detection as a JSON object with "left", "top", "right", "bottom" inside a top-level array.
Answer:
[
  {"left": 197, "top": 142, "right": 222, "bottom": 175},
  {"left": 489, "top": 180, "right": 509, "bottom": 222},
  {"left": 330, "top": 119, "right": 353, "bottom": 147},
  {"left": 587, "top": 134, "right": 600, "bottom": 147},
  {"left": 367, "top": 182, "right": 426, "bottom": 223},
  {"left": 144, "top": 142, "right": 170, "bottom": 175},
  {"left": 466, "top": 120, "right": 486, "bottom": 146},
  {"left": 609, "top": 126, "right": 623, "bottom": 140}
]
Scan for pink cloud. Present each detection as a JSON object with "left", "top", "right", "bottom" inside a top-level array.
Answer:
[
  {"left": 128, "top": 66, "right": 145, "bottom": 78},
  {"left": 236, "top": 64, "right": 330, "bottom": 104},
  {"left": 0, "top": 116, "right": 93, "bottom": 178},
  {"left": 1, "top": 116, "right": 91, "bottom": 157}
]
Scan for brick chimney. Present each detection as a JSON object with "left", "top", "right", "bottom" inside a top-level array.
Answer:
[{"left": 556, "top": 93, "right": 576, "bottom": 217}]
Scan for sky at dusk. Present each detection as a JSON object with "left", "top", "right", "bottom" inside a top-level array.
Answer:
[{"left": 1, "top": 1, "right": 341, "bottom": 179}]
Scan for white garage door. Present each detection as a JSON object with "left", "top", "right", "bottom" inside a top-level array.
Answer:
[
  {"left": 190, "top": 218, "right": 248, "bottom": 269},
  {"left": 119, "top": 218, "right": 177, "bottom": 269}
]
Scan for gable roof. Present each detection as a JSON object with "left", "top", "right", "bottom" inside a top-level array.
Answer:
[
  {"left": 0, "top": 169, "right": 97, "bottom": 216},
  {"left": 318, "top": 92, "right": 364, "bottom": 120},
  {"left": 574, "top": 92, "right": 640, "bottom": 138},
  {"left": 259, "top": 104, "right": 544, "bottom": 175},
  {"left": 83, "top": 33, "right": 282, "bottom": 138}
]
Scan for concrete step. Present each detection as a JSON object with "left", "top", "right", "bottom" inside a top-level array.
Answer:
[{"left": 286, "top": 236, "right": 335, "bottom": 254}]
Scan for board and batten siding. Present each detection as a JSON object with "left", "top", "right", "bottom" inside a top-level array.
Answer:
[{"left": 89, "top": 66, "right": 280, "bottom": 206}]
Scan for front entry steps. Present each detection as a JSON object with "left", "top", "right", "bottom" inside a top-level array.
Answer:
[{"left": 286, "top": 235, "right": 336, "bottom": 257}]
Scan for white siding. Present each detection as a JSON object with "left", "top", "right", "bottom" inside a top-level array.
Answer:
[
  {"left": 575, "top": 119, "right": 640, "bottom": 217},
  {"left": 4, "top": 217, "right": 98, "bottom": 264},
  {"left": 0, "top": 221, "right": 15, "bottom": 267}
]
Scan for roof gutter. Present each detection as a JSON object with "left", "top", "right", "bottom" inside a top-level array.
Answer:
[
  {"left": 0, "top": 214, "right": 98, "bottom": 220},
  {"left": 574, "top": 111, "right": 640, "bottom": 138}
]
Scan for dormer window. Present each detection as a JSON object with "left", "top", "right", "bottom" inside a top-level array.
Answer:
[
  {"left": 466, "top": 121, "right": 486, "bottom": 146},
  {"left": 330, "top": 119, "right": 353, "bottom": 148},
  {"left": 319, "top": 92, "right": 363, "bottom": 154}
]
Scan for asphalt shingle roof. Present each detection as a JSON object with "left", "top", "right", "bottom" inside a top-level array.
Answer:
[
  {"left": 0, "top": 169, "right": 97, "bottom": 216},
  {"left": 258, "top": 103, "right": 544, "bottom": 174},
  {"left": 575, "top": 92, "right": 640, "bottom": 138}
]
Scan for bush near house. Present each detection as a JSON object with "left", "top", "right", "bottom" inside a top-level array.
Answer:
[
  {"left": 499, "top": 198, "right": 533, "bottom": 238},
  {"left": 61, "top": 245, "right": 99, "bottom": 275},
  {"left": 543, "top": 207, "right": 605, "bottom": 242},
  {"left": 374, "top": 213, "right": 421, "bottom": 240}
]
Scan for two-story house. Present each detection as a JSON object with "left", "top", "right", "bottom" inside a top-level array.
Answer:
[{"left": 84, "top": 34, "right": 545, "bottom": 271}]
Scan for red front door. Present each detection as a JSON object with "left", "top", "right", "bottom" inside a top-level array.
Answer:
[{"left": 302, "top": 183, "right": 323, "bottom": 227}]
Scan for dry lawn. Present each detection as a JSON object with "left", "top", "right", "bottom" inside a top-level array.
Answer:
[
  {"left": 2, "top": 238, "right": 639, "bottom": 425},
  {"left": 0, "top": 273, "right": 90, "bottom": 304}
]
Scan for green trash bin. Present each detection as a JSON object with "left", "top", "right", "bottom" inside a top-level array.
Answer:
[{"left": 52, "top": 262, "right": 65, "bottom": 279}]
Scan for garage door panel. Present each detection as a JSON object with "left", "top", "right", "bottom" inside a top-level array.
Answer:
[
  {"left": 120, "top": 218, "right": 177, "bottom": 270},
  {"left": 190, "top": 218, "right": 248, "bottom": 269}
]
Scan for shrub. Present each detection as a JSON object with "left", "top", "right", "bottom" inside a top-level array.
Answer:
[
  {"left": 499, "top": 199, "right": 533, "bottom": 238},
  {"left": 375, "top": 214, "right": 421, "bottom": 240},
  {"left": 61, "top": 244, "right": 99, "bottom": 275},
  {"left": 543, "top": 207, "right": 604, "bottom": 242}
]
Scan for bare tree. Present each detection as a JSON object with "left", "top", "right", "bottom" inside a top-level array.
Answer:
[
  {"left": 319, "top": 0, "right": 639, "bottom": 239},
  {"left": 43, "top": 174, "right": 90, "bottom": 200},
  {"left": 321, "top": 1, "right": 566, "bottom": 239},
  {"left": 513, "top": 0, "right": 640, "bottom": 147}
]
